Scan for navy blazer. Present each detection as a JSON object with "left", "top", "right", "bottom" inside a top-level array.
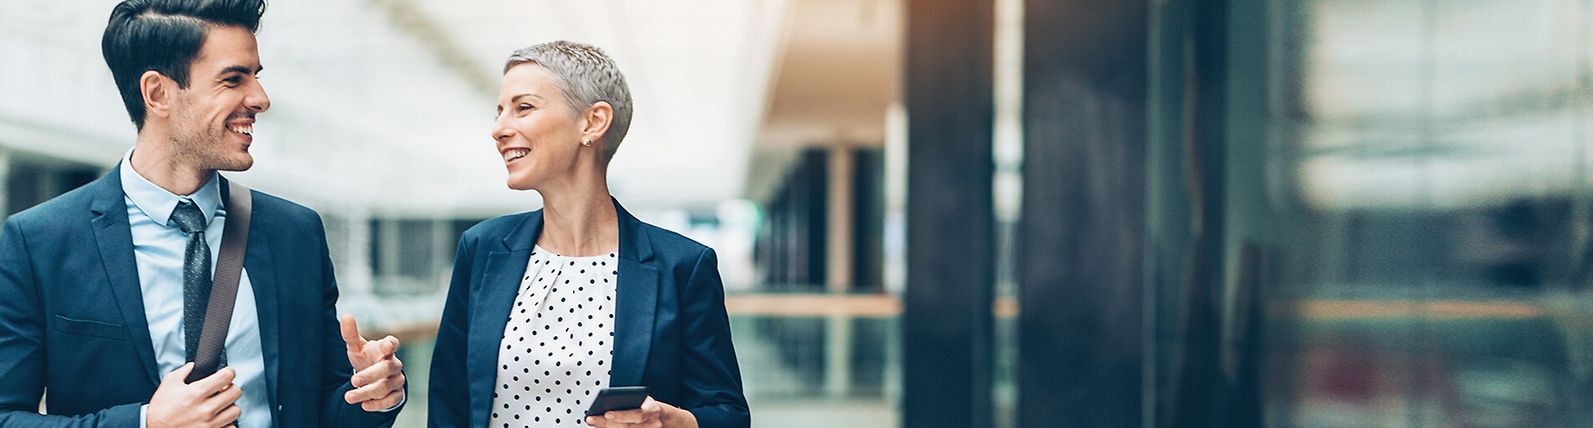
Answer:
[
  {"left": 429, "top": 200, "right": 750, "bottom": 427},
  {"left": 0, "top": 169, "right": 402, "bottom": 427}
]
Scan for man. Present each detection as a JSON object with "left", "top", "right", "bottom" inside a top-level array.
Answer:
[{"left": 0, "top": 0, "right": 406, "bottom": 426}]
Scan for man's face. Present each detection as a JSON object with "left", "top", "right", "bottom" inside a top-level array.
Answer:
[{"left": 169, "top": 25, "right": 269, "bottom": 172}]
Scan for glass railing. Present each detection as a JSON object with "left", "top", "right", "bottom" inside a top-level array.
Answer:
[{"left": 355, "top": 290, "right": 928, "bottom": 428}]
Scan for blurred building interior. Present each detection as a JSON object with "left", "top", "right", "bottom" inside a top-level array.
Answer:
[{"left": 5, "top": 0, "right": 1593, "bottom": 427}]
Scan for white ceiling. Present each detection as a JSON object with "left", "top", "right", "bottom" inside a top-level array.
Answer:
[
  {"left": 743, "top": 0, "right": 901, "bottom": 202},
  {"left": 0, "top": 0, "right": 789, "bottom": 216}
]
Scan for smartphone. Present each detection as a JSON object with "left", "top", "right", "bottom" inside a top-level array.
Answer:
[{"left": 585, "top": 386, "right": 649, "bottom": 417}]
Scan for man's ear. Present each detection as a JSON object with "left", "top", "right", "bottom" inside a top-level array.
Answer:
[
  {"left": 581, "top": 101, "right": 614, "bottom": 145},
  {"left": 140, "top": 70, "right": 173, "bottom": 121}
]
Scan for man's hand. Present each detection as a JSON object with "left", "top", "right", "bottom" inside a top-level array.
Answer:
[
  {"left": 147, "top": 363, "right": 242, "bottom": 428},
  {"left": 584, "top": 397, "right": 698, "bottom": 428},
  {"left": 338, "top": 314, "right": 406, "bottom": 411}
]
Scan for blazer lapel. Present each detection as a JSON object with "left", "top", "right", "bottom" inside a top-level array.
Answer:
[
  {"left": 610, "top": 200, "right": 657, "bottom": 387},
  {"left": 87, "top": 168, "right": 161, "bottom": 386},
  {"left": 468, "top": 212, "right": 540, "bottom": 424}
]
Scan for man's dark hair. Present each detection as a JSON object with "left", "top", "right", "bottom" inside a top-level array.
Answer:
[{"left": 102, "top": 0, "right": 267, "bottom": 130}]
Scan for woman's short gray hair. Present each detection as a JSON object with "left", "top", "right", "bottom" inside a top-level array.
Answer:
[{"left": 504, "top": 41, "right": 634, "bottom": 160}]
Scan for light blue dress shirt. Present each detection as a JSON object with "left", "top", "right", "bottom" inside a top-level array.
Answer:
[{"left": 122, "top": 150, "right": 272, "bottom": 428}]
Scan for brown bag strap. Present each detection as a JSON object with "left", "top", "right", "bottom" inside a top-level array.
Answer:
[{"left": 186, "top": 179, "right": 251, "bottom": 382}]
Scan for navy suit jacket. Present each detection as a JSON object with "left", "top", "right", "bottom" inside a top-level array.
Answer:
[
  {"left": 0, "top": 169, "right": 403, "bottom": 427},
  {"left": 429, "top": 200, "right": 750, "bottom": 427}
]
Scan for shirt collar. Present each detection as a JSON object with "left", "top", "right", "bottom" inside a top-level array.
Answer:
[{"left": 119, "top": 148, "right": 223, "bottom": 229}]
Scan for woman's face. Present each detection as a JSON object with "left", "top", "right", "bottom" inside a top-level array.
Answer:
[{"left": 493, "top": 64, "right": 586, "bottom": 191}]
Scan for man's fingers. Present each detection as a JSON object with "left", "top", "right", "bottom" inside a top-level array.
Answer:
[
  {"left": 360, "top": 389, "right": 404, "bottom": 411},
  {"left": 344, "top": 375, "right": 395, "bottom": 404},
  {"left": 210, "top": 403, "right": 241, "bottom": 427},
  {"left": 345, "top": 379, "right": 390, "bottom": 404},
  {"left": 374, "top": 335, "right": 400, "bottom": 356},
  {"left": 358, "top": 392, "right": 389, "bottom": 411},
  {"left": 339, "top": 314, "right": 366, "bottom": 351},
  {"left": 164, "top": 362, "right": 195, "bottom": 383},
  {"left": 388, "top": 372, "right": 406, "bottom": 394},
  {"left": 193, "top": 367, "right": 236, "bottom": 393},
  {"left": 360, "top": 398, "right": 384, "bottom": 412},
  {"left": 351, "top": 358, "right": 403, "bottom": 387},
  {"left": 358, "top": 335, "right": 400, "bottom": 363},
  {"left": 203, "top": 382, "right": 243, "bottom": 413}
]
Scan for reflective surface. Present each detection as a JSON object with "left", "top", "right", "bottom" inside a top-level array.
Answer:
[
  {"left": 1149, "top": 0, "right": 1593, "bottom": 426},
  {"left": 387, "top": 309, "right": 908, "bottom": 428}
]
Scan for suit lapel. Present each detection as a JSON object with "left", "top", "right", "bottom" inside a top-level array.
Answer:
[
  {"left": 468, "top": 212, "right": 539, "bottom": 424},
  {"left": 466, "top": 202, "right": 660, "bottom": 403},
  {"left": 610, "top": 200, "right": 657, "bottom": 387},
  {"left": 87, "top": 168, "right": 161, "bottom": 386}
]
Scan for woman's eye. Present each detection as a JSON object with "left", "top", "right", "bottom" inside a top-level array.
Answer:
[{"left": 518, "top": 104, "right": 533, "bottom": 111}]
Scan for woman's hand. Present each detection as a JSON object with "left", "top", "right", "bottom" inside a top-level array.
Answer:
[{"left": 585, "top": 397, "right": 698, "bottom": 428}]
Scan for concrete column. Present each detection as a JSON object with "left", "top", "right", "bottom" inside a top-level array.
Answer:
[
  {"left": 824, "top": 147, "right": 857, "bottom": 398},
  {"left": 1018, "top": 0, "right": 1149, "bottom": 425},
  {"left": 826, "top": 147, "right": 856, "bottom": 292},
  {"left": 904, "top": 0, "right": 996, "bottom": 425}
]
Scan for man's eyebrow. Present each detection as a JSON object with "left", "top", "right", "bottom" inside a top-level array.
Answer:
[{"left": 218, "top": 65, "right": 262, "bottom": 76}]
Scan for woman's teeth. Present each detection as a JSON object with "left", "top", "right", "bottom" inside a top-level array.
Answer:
[{"left": 504, "top": 148, "right": 530, "bottom": 161}]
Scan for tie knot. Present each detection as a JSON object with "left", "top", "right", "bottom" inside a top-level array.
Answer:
[{"left": 170, "top": 200, "right": 207, "bottom": 233}]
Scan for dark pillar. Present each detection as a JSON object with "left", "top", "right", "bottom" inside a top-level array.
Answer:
[
  {"left": 903, "top": 0, "right": 995, "bottom": 426},
  {"left": 1017, "top": 0, "right": 1149, "bottom": 426}
]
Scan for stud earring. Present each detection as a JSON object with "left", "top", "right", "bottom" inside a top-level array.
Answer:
[{"left": 582, "top": 139, "right": 592, "bottom": 147}]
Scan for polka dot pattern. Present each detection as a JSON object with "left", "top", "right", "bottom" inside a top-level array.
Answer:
[{"left": 490, "top": 246, "right": 618, "bottom": 427}]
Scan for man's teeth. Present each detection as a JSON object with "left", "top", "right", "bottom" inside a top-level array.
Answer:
[
  {"left": 504, "top": 149, "right": 530, "bottom": 161},
  {"left": 228, "top": 124, "right": 253, "bottom": 135}
]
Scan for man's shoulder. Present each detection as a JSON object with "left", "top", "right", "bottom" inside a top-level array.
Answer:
[
  {"left": 246, "top": 188, "right": 313, "bottom": 215},
  {"left": 6, "top": 178, "right": 103, "bottom": 230},
  {"left": 245, "top": 188, "right": 323, "bottom": 230}
]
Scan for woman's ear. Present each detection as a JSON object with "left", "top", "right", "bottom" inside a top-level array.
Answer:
[
  {"left": 581, "top": 101, "right": 614, "bottom": 145},
  {"left": 140, "top": 70, "right": 173, "bottom": 121}
]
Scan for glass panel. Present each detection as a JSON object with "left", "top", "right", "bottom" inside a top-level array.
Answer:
[
  {"left": 1151, "top": 0, "right": 1593, "bottom": 426},
  {"left": 1281, "top": 0, "right": 1589, "bottom": 425},
  {"left": 380, "top": 308, "right": 905, "bottom": 428}
]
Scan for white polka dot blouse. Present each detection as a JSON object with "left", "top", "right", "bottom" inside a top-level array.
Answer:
[{"left": 489, "top": 245, "right": 619, "bottom": 427}]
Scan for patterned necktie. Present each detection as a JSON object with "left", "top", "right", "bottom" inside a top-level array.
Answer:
[{"left": 170, "top": 200, "right": 212, "bottom": 363}]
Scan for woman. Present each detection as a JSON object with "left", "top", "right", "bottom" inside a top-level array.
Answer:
[{"left": 429, "top": 41, "right": 750, "bottom": 428}]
